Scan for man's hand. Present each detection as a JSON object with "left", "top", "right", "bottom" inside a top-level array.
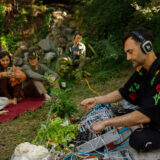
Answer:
[
  {"left": 73, "top": 51, "right": 79, "bottom": 56},
  {"left": 92, "top": 121, "right": 106, "bottom": 134},
  {"left": 81, "top": 97, "right": 97, "bottom": 110}
]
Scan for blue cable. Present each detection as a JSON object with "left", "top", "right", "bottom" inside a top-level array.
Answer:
[
  {"left": 77, "top": 140, "right": 129, "bottom": 156},
  {"left": 87, "top": 104, "right": 108, "bottom": 117},
  {"left": 62, "top": 141, "right": 129, "bottom": 159},
  {"left": 63, "top": 154, "right": 76, "bottom": 160}
]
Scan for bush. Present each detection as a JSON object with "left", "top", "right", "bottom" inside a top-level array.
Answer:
[
  {"left": 0, "top": 34, "right": 20, "bottom": 53},
  {"left": 74, "top": 0, "right": 135, "bottom": 40},
  {"left": 38, "top": 11, "right": 52, "bottom": 38}
]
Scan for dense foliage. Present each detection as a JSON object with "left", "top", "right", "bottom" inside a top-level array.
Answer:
[
  {"left": 0, "top": 0, "right": 52, "bottom": 52},
  {"left": 71, "top": 0, "right": 160, "bottom": 79},
  {"left": 75, "top": 0, "right": 160, "bottom": 57}
]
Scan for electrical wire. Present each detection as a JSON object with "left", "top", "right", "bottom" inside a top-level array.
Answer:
[
  {"left": 77, "top": 140, "right": 129, "bottom": 156},
  {"left": 85, "top": 78, "right": 100, "bottom": 96},
  {"left": 63, "top": 154, "right": 76, "bottom": 160}
]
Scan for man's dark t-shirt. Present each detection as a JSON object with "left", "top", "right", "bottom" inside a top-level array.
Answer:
[{"left": 119, "top": 57, "right": 160, "bottom": 129}]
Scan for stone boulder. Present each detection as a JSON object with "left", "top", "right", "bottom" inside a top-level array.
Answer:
[
  {"left": 38, "top": 38, "right": 58, "bottom": 52},
  {"left": 43, "top": 52, "right": 56, "bottom": 60}
]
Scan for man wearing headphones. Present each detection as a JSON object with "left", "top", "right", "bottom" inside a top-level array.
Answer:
[
  {"left": 22, "top": 50, "right": 59, "bottom": 100},
  {"left": 81, "top": 27, "right": 160, "bottom": 152}
]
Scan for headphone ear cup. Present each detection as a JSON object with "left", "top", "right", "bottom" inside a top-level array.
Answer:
[
  {"left": 131, "top": 31, "right": 152, "bottom": 54},
  {"left": 141, "top": 41, "right": 153, "bottom": 54}
]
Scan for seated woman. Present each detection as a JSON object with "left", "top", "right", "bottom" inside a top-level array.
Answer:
[
  {"left": 22, "top": 50, "right": 59, "bottom": 100},
  {"left": 0, "top": 51, "right": 26, "bottom": 104}
]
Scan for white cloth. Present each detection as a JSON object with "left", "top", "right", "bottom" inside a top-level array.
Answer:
[
  {"left": 121, "top": 99, "right": 139, "bottom": 110},
  {"left": 11, "top": 142, "right": 49, "bottom": 160},
  {"left": 0, "top": 97, "right": 9, "bottom": 110}
]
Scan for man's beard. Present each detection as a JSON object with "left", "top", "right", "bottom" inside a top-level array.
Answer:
[{"left": 132, "top": 61, "right": 140, "bottom": 68}]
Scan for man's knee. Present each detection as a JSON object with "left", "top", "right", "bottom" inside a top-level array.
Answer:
[
  {"left": 129, "top": 128, "right": 154, "bottom": 152},
  {"left": 56, "top": 57, "right": 72, "bottom": 69}
]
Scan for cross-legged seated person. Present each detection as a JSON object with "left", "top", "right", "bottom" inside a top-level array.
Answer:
[
  {"left": 0, "top": 51, "right": 26, "bottom": 104},
  {"left": 22, "top": 50, "right": 59, "bottom": 100},
  {"left": 56, "top": 32, "right": 86, "bottom": 72}
]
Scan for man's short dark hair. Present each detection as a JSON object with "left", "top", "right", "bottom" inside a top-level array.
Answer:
[
  {"left": 122, "top": 27, "right": 153, "bottom": 46},
  {"left": 74, "top": 32, "right": 82, "bottom": 39}
]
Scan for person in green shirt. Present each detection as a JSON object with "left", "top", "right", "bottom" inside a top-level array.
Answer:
[
  {"left": 56, "top": 32, "right": 86, "bottom": 72},
  {"left": 22, "top": 50, "right": 59, "bottom": 100}
]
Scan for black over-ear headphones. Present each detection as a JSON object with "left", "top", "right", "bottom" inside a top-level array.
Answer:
[{"left": 131, "top": 31, "right": 153, "bottom": 54}]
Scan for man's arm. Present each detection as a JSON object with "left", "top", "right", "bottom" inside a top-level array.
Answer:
[
  {"left": 92, "top": 110, "right": 151, "bottom": 133},
  {"left": 22, "top": 65, "right": 46, "bottom": 81},
  {"left": 40, "top": 64, "right": 59, "bottom": 79},
  {"left": 95, "top": 90, "right": 123, "bottom": 104},
  {"left": 81, "top": 90, "right": 123, "bottom": 110}
]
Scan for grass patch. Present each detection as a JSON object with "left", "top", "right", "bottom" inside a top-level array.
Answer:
[{"left": 0, "top": 67, "right": 134, "bottom": 160}]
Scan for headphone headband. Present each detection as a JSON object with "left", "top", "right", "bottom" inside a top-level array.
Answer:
[
  {"left": 131, "top": 31, "right": 145, "bottom": 42},
  {"left": 131, "top": 31, "right": 152, "bottom": 54}
]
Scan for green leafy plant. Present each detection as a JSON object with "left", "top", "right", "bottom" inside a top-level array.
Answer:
[
  {"left": 38, "top": 12, "right": 52, "bottom": 38},
  {"left": 33, "top": 117, "right": 79, "bottom": 148},
  {"left": 45, "top": 87, "right": 78, "bottom": 119}
]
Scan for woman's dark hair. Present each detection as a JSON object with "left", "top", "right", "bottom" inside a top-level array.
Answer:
[{"left": 0, "top": 51, "right": 12, "bottom": 71}]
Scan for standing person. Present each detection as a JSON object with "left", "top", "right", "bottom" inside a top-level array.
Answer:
[
  {"left": 56, "top": 32, "right": 86, "bottom": 71},
  {"left": 22, "top": 50, "right": 59, "bottom": 100},
  {"left": 81, "top": 27, "right": 160, "bottom": 152},
  {"left": 0, "top": 51, "right": 26, "bottom": 104}
]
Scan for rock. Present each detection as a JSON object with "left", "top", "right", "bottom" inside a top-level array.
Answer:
[
  {"left": 58, "top": 37, "right": 67, "bottom": 44},
  {"left": 38, "top": 39, "right": 51, "bottom": 51},
  {"left": 54, "top": 35, "right": 61, "bottom": 44},
  {"left": 52, "top": 11, "right": 64, "bottom": 19},
  {"left": 58, "top": 37, "right": 67, "bottom": 48},
  {"left": 63, "top": 27, "right": 74, "bottom": 35},
  {"left": 63, "top": 11, "right": 67, "bottom": 17},
  {"left": 66, "top": 34, "right": 73, "bottom": 41},
  {"left": 19, "top": 45, "right": 27, "bottom": 52},
  {"left": 56, "top": 19, "right": 64, "bottom": 28},
  {"left": 43, "top": 52, "right": 56, "bottom": 60},
  {"left": 48, "top": 37, "right": 58, "bottom": 52},
  {"left": 15, "top": 48, "right": 24, "bottom": 57},
  {"left": 24, "top": 52, "right": 29, "bottom": 62},
  {"left": 46, "top": 32, "right": 54, "bottom": 39},
  {"left": 51, "top": 28, "right": 61, "bottom": 37},
  {"left": 13, "top": 57, "right": 24, "bottom": 66}
]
